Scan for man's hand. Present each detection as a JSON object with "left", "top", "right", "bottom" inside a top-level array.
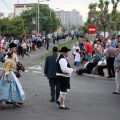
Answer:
[
  {"left": 115, "top": 69, "right": 119, "bottom": 73},
  {"left": 73, "top": 69, "right": 77, "bottom": 73}
]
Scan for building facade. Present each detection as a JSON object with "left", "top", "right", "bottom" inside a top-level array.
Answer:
[
  {"left": 55, "top": 9, "right": 83, "bottom": 27},
  {"left": 14, "top": 3, "right": 38, "bottom": 17},
  {"left": 0, "top": 12, "right": 5, "bottom": 19},
  {"left": 14, "top": 3, "right": 48, "bottom": 18},
  {"left": 8, "top": 13, "right": 14, "bottom": 20}
]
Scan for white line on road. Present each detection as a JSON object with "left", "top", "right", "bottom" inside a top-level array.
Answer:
[
  {"left": 32, "top": 71, "right": 42, "bottom": 74},
  {"left": 28, "top": 65, "right": 42, "bottom": 70},
  {"left": 0, "top": 68, "right": 4, "bottom": 70}
]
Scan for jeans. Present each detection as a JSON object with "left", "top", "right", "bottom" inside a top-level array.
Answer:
[
  {"left": 77, "top": 69, "right": 86, "bottom": 75},
  {"left": 49, "top": 78, "right": 60, "bottom": 100},
  {"left": 85, "top": 54, "right": 92, "bottom": 62},
  {"left": 75, "top": 61, "right": 80, "bottom": 67},
  {"left": 0, "top": 56, "right": 4, "bottom": 62}
]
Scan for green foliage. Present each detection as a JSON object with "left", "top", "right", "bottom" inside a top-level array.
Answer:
[
  {"left": 0, "top": 17, "right": 26, "bottom": 37},
  {"left": 84, "top": 0, "right": 120, "bottom": 33},
  {"left": 20, "top": 5, "right": 60, "bottom": 34}
]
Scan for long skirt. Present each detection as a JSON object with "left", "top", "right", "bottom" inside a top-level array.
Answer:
[{"left": 0, "top": 71, "right": 25, "bottom": 102}]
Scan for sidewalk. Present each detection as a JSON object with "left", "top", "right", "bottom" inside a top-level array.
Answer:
[{"left": 82, "top": 73, "right": 115, "bottom": 81}]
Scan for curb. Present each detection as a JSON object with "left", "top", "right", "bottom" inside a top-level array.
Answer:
[{"left": 81, "top": 73, "right": 115, "bottom": 81}]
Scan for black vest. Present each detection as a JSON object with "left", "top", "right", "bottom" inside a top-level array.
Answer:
[{"left": 56, "top": 54, "right": 71, "bottom": 74}]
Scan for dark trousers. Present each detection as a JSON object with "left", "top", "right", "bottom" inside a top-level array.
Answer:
[
  {"left": 37, "top": 41, "right": 40, "bottom": 48},
  {"left": 46, "top": 43, "right": 49, "bottom": 50},
  {"left": 49, "top": 78, "right": 60, "bottom": 100},
  {"left": 22, "top": 48, "right": 30, "bottom": 58},
  {"left": 98, "top": 65, "right": 107, "bottom": 76},
  {"left": 107, "top": 57, "right": 115, "bottom": 77},
  {"left": 77, "top": 69, "right": 86, "bottom": 75},
  {"left": 57, "top": 76, "right": 70, "bottom": 93},
  {"left": 86, "top": 63, "right": 97, "bottom": 74},
  {"left": 18, "top": 46, "right": 22, "bottom": 56}
]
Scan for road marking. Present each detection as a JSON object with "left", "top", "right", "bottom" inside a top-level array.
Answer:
[
  {"left": 32, "top": 71, "right": 42, "bottom": 74},
  {"left": 25, "top": 70, "right": 29, "bottom": 72},
  {"left": 0, "top": 68, "right": 4, "bottom": 70},
  {"left": 28, "top": 65, "right": 42, "bottom": 70}
]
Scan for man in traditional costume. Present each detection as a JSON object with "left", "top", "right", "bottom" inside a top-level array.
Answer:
[{"left": 56, "top": 47, "right": 76, "bottom": 110}]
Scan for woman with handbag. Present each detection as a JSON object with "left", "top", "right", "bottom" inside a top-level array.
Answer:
[{"left": 0, "top": 51, "right": 25, "bottom": 108}]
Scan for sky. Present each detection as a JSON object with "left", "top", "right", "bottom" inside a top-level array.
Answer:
[{"left": 0, "top": 0, "right": 120, "bottom": 22}]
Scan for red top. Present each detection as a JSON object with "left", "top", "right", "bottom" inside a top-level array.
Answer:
[{"left": 85, "top": 42, "right": 93, "bottom": 55}]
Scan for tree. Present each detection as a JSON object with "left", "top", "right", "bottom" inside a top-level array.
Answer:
[
  {"left": 84, "top": 0, "right": 120, "bottom": 35},
  {"left": 20, "top": 5, "right": 60, "bottom": 35},
  {"left": 0, "top": 17, "right": 26, "bottom": 37}
]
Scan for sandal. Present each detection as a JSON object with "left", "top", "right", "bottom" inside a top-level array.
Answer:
[
  {"left": 13, "top": 103, "right": 22, "bottom": 107},
  {"left": 0, "top": 103, "right": 6, "bottom": 108}
]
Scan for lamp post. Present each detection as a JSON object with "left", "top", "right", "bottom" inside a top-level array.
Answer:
[
  {"left": 49, "top": 8, "right": 59, "bottom": 37},
  {"left": 38, "top": 0, "right": 40, "bottom": 36},
  {"left": 38, "top": 0, "right": 50, "bottom": 36}
]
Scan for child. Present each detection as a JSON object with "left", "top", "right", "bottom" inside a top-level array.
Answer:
[{"left": 75, "top": 49, "right": 81, "bottom": 69}]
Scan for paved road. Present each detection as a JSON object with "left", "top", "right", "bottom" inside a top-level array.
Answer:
[{"left": 0, "top": 38, "right": 120, "bottom": 120}]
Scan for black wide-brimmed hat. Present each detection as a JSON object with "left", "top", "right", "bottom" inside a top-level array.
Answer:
[
  {"left": 9, "top": 43, "right": 17, "bottom": 48},
  {"left": 59, "top": 47, "right": 71, "bottom": 52}
]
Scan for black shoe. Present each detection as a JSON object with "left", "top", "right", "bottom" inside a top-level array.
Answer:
[
  {"left": 18, "top": 102, "right": 23, "bottom": 105},
  {"left": 107, "top": 76, "right": 112, "bottom": 78},
  {"left": 59, "top": 106, "right": 69, "bottom": 110},
  {"left": 50, "top": 99, "right": 55, "bottom": 102},
  {"left": 6, "top": 101, "right": 13, "bottom": 104},
  {"left": 112, "top": 92, "right": 119, "bottom": 94},
  {"left": 56, "top": 101, "right": 60, "bottom": 105}
]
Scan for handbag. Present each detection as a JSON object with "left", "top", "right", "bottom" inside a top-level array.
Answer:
[{"left": 14, "top": 71, "right": 21, "bottom": 78}]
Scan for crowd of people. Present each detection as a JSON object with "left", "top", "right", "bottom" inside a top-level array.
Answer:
[
  {"left": 0, "top": 32, "right": 120, "bottom": 110},
  {"left": 43, "top": 33, "right": 120, "bottom": 110},
  {"left": 72, "top": 34, "right": 120, "bottom": 95},
  {"left": 0, "top": 33, "right": 69, "bottom": 108},
  {"left": 0, "top": 33, "right": 68, "bottom": 62}
]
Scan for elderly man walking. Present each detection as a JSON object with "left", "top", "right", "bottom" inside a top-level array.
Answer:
[{"left": 106, "top": 43, "right": 115, "bottom": 78}]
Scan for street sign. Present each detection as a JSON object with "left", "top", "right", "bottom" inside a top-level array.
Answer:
[{"left": 88, "top": 25, "right": 96, "bottom": 34}]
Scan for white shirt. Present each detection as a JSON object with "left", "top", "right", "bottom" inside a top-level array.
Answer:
[
  {"left": 21, "top": 42, "right": 27, "bottom": 49},
  {"left": 59, "top": 58, "right": 73, "bottom": 75},
  {"left": 72, "top": 46, "right": 80, "bottom": 54},
  {"left": 84, "top": 62, "right": 89, "bottom": 68},
  {"left": 75, "top": 52, "right": 81, "bottom": 62},
  {"left": 1, "top": 39, "right": 4, "bottom": 45},
  {"left": 108, "top": 39, "right": 111, "bottom": 45}
]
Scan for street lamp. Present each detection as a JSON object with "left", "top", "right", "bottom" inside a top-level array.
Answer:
[
  {"left": 38, "top": 0, "right": 50, "bottom": 36},
  {"left": 49, "top": 8, "right": 59, "bottom": 37}
]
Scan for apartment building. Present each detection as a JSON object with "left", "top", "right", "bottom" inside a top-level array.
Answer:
[{"left": 55, "top": 9, "right": 83, "bottom": 27}]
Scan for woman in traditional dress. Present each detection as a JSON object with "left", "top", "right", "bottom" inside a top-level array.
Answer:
[{"left": 0, "top": 51, "right": 25, "bottom": 108}]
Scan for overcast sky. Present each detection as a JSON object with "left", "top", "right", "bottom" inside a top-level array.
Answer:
[{"left": 0, "top": 0, "right": 120, "bottom": 22}]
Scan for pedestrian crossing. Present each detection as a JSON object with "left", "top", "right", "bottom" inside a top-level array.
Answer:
[
  {"left": 0, "top": 65, "right": 43, "bottom": 75},
  {"left": 26, "top": 65, "right": 42, "bottom": 74}
]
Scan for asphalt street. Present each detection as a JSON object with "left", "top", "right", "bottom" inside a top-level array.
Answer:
[{"left": 0, "top": 38, "right": 120, "bottom": 120}]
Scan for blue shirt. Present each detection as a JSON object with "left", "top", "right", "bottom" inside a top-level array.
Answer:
[
  {"left": 111, "top": 39, "right": 117, "bottom": 48},
  {"left": 32, "top": 35, "right": 36, "bottom": 41}
]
